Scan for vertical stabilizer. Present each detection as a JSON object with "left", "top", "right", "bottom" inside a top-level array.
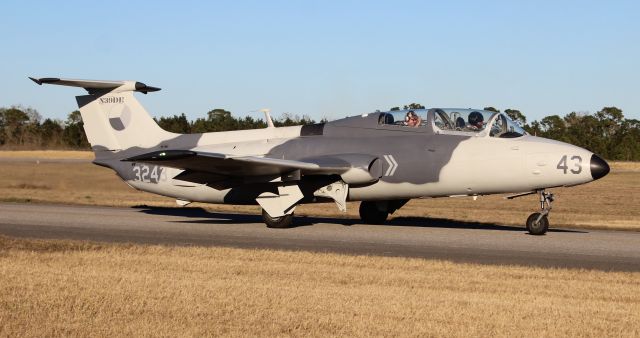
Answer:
[
  {"left": 76, "top": 91, "right": 174, "bottom": 152},
  {"left": 30, "top": 77, "right": 175, "bottom": 156}
]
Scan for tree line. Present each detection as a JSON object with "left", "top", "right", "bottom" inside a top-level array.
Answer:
[
  {"left": 154, "top": 109, "right": 320, "bottom": 134},
  {"left": 481, "top": 106, "right": 640, "bottom": 161},
  {"left": 0, "top": 107, "right": 89, "bottom": 149},
  {"left": 1, "top": 104, "right": 638, "bottom": 160},
  {"left": 0, "top": 106, "right": 319, "bottom": 150}
]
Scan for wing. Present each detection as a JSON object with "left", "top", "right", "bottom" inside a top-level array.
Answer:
[
  {"left": 122, "top": 150, "right": 382, "bottom": 186},
  {"left": 122, "top": 150, "right": 347, "bottom": 176}
]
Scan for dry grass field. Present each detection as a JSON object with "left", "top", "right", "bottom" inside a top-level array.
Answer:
[
  {"left": 1, "top": 151, "right": 639, "bottom": 337},
  {"left": 0, "top": 150, "right": 638, "bottom": 230},
  {"left": 0, "top": 150, "right": 93, "bottom": 159},
  {"left": 1, "top": 235, "right": 639, "bottom": 337}
]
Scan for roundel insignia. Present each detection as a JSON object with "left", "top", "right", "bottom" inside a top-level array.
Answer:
[{"left": 108, "top": 105, "right": 132, "bottom": 131}]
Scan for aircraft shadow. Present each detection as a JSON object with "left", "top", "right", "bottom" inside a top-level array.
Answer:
[
  {"left": 133, "top": 205, "right": 265, "bottom": 224},
  {"left": 387, "top": 216, "right": 586, "bottom": 233},
  {"left": 133, "top": 206, "right": 587, "bottom": 234}
]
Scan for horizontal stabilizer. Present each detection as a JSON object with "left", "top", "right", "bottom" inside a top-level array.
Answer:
[{"left": 29, "top": 77, "right": 160, "bottom": 94}]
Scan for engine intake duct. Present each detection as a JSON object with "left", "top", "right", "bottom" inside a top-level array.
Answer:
[{"left": 304, "top": 153, "right": 382, "bottom": 185}]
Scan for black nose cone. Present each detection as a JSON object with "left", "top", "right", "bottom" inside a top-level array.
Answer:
[{"left": 590, "top": 154, "right": 610, "bottom": 180}]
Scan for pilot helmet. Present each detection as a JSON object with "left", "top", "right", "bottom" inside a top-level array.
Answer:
[{"left": 468, "top": 111, "right": 484, "bottom": 126}]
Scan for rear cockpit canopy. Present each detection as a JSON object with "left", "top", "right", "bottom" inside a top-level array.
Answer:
[{"left": 377, "top": 109, "right": 429, "bottom": 128}]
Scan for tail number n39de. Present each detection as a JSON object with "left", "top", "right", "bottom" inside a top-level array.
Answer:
[
  {"left": 557, "top": 155, "right": 582, "bottom": 174},
  {"left": 132, "top": 164, "right": 166, "bottom": 183}
]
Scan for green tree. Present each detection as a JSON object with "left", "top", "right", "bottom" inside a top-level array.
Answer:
[
  {"left": 525, "top": 120, "right": 542, "bottom": 136},
  {"left": 504, "top": 109, "right": 526, "bottom": 126},
  {"left": 62, "top": 110, "right": 90, "bottom": 149},
  {"left": 238, "top": 116, "right": 266, "bottom": 129},
  {"left": 595, "top": 106, "right": 624, "bottom": 138},
  {"left": 483, "top": 106, "right": 500, "bottom": 113},
  {"left": 525, "top": 106, "right": 639, "bottom": 159},
  {"left": 403, "top": 103, "right": 425, "bottom": 110},
  {"left": 156, "top": 113, "right": 191, "bottom": 133},
  {"left": 539, "top": 115, "right": 567, "bottom": 142},
  {"left": 0, "top": 107, "right": 30, "bottom": 146},
  {"left": 190, "top": 117, "right": 211, "bottom": 133},
  {"left": 609, "top": 119, "right": 640, "bottom": 160},
  {"left": 39, "top": 118, "right": 64, "bottom": 148},
  {"left": 274, "top": 113, "right": 316, "bottom": 127},
  {"left": 207, "top": 108, "right": 238, "bottom": 131}
]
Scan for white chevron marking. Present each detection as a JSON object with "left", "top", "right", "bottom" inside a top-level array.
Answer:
[
  {"left": 383, "top": 154, "right": 398, "bottom": 176},
  {"left": 384, "top": 155, "right": 393, "bottom": 176},
  {"left": 388, "top": 155, "right": 398, "bottom": 176}
]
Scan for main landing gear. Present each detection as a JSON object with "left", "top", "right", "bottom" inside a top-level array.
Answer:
[
  {"left": 359, "top": 200, "right": 409, "bottom": 225},
  {"left": 526, "top": 190, "right": 554, "bottom": 236},
  {"left": 262, "top": 209, "right": 294, "bottom": 228},
  {"left": 359, "top": 201, "right": 389, "bottom": 224}
]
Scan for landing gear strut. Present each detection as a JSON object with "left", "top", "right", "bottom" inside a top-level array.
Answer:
[{"left": 526, "top": 190, "right": 554, "bottom": 235}]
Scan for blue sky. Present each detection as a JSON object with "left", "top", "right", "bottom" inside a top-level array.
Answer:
[{"left": 2, "top": 0, "right": 639, "bottom": 122}]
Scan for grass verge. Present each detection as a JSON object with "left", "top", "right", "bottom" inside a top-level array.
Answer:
[
  {"left": 0, "top": 150, "right": 93, "bottom": 159},
  {"left": 1, "top": 235, "right": 639, "bottom": 337}
]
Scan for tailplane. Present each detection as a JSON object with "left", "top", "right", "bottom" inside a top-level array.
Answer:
[{"left": 30, "top": 77, "right": 175, "bottom": 156}]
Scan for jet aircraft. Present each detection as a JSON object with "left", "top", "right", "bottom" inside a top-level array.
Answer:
[{"left": 30, "top": 77, "right": 610, "bottom": 235}]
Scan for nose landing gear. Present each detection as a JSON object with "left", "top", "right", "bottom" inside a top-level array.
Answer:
[{"left": 526, "top": 190, "right": 554, "bottom": 235}]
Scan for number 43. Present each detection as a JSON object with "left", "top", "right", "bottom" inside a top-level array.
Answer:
[{"left": 557, "top": 155, "right": 582, "bottom": 174}]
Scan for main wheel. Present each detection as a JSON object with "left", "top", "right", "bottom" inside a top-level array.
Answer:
[
  {"left": 359, "top": 201, "right": 389, "bottom": 224},
  {"left": 262, "top": 209, "right": 294, "bottom": 228},
  {"left": 526, "top": 212, "right": 549, "bottom": 235}
]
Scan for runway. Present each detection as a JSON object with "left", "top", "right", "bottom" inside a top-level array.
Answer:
[{"left": 1, "top": 202, "right": 639, "bottom": 271}]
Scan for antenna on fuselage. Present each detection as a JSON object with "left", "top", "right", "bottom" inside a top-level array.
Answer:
[
  {"left": 248, "top": 108, "right": 276, "bottom": 128},
  {"left": 259, "top": 108, "right": 275, "bottom": 128}
]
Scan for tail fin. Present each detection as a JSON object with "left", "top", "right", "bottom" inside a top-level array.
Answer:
[{"left": 30, "top": 77, "right": 175, "bottom": 156}]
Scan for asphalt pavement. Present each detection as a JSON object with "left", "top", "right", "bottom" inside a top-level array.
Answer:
[{"left": 0, "top": 202, "right": 639, "bottom": 271}]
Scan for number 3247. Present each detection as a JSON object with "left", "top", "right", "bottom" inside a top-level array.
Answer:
[{"left": 132, "top": 164, "right": 166, "bottom": 183}]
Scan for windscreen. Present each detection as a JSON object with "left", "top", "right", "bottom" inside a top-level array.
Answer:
[{"left": 489, "top": 113, "right": 527, "bottom": 138}]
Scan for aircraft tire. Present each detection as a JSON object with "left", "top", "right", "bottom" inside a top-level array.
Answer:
[
  {"left": 359, "top": 201, "right": 389, "bottom": 225},
  {"left": 526, "top": 213, "right": 549, "bottom": 235},
  {"left": 262, "top": 209, "right": 294, "bottom": 228}
]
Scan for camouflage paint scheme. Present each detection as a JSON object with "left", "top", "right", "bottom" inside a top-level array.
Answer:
[{"left": 31, "top": 78, "right": 610, "bottom": 229}]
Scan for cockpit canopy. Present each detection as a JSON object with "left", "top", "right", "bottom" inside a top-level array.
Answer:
[
  {"left": 377, "top": 108, "right": 527, "bottom": 138},
  {"left": 377, "top": 110, "right": 427, "bottom": 127}
]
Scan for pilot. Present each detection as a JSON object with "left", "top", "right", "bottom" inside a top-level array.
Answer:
[
  {"left": 467, "top": 111, "right": 484, "bottom": 130},
  {"left": 405, "top": 111, "right": 422, "bottom": 127}
]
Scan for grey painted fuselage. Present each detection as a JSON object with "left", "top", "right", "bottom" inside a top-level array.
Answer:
[
  {"left": 107, "top": 110, "right": 602, "bottom": 206},
  {"left": 31, "top": 77, "right": 610, "bottom": 221}
]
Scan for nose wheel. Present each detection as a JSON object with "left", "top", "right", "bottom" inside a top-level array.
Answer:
[{"left": 526, "top": 190, "right": 554, "bottom": 235}]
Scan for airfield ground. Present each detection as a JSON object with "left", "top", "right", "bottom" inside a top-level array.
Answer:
[
  {"left": 0, "top": 150, "right": 638, "bottom": 231},
  {"left": 1, "top": 151, "right": 639, "bottom": 336},
  {"left": 1, "top": 235, "right": 639, "bottom": 337}
]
